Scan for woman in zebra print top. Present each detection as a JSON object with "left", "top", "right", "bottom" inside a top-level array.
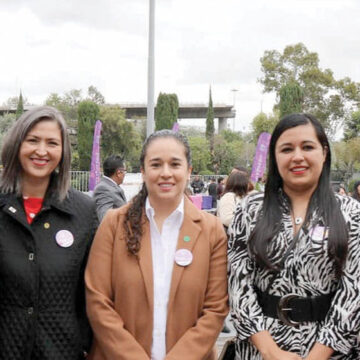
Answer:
[{"left": 228, "top": 113, "right": 360, "bottom": 359}]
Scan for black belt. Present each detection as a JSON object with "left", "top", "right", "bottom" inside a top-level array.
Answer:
[{"left": 255, "top": 286, "right": 334, "bottom": 327}]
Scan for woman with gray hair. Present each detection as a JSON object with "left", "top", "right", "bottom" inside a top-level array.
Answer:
[{"left": 0, "top": 106, "right": 98, "bottom": 359}]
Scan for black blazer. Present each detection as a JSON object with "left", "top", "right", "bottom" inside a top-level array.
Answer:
[{"left": 0, "top": 188, "right": 98, "bottom": 360}]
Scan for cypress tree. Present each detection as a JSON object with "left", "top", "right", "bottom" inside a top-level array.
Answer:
[
  {"left": 16, "top": 91, "right": 24, "bottom": 119},
  {"left": 206, "top": 87, "right": 215, "bottom": 151},
  {"left": 155, "top": 93, "right": 179, "bottom": 130},
  {"left": 279, "top": 80, "right": 304, "bottom": 118},
  {"left": 77, "top": 100, "right": 100, "bottom": 170}
]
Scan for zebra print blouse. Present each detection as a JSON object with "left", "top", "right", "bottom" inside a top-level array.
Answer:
[{"left": 228, "top": 192, "right": 360, "bottom": 359}]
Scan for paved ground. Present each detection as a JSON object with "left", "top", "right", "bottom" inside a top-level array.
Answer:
[
  {"left": 216, "top": 317, "right": 236, "bottom": 357},
  {"left": 216, "top": 333, "right": 234, "bottom": 356}
]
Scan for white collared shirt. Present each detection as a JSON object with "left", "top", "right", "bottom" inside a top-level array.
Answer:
[{"left": 145, "top": 197, "right": 184, "bottom": 360}]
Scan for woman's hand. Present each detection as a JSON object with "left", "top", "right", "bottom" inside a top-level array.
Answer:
[
  {"left": 262, "top": 347, "right": 302, "bottom": 360},
  {"left": 303, "top": 342, "right": 333, "bottom": 360},
  {"left": 250, "top": 331, "right": 302, "bottom": 360}
]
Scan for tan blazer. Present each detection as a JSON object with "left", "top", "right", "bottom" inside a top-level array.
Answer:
[{"left": 85, "top": 197, "right": 228, "bottom": 360}]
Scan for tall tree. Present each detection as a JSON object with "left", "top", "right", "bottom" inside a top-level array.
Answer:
[
  {"left": 99, "top": 106, "right": 141, "bottom": 171},
  {"left": 188, "top": 137, "right": 211, "bottom": 174},
  {"left": 343, "top": 110, "right": 360, "bottom": 140},
  {"left": 259, "top": 43, "right": 360, "bottom": 137},
  {"left": 87, "top": 85, "right": 105, "bottom": 105},
  {"left": 0, "top": 113, "right": 16, "bottom": 149},
  {"left": 251, "top": 111, "right": 279, "bottom": 142},
  {"left": 45, "top": 91, "right": 81, "bottom": 126},
  {"left": 279, "top": 80, "right": 304, "bottom": 118},
  {"left": 332, "top": 137, "right": 360, "bottom": 182},
  {"left": 16, "top": 91, "right": 24, "bottom": 119},
  {"left": 77, "top": 101, "right": 100, "bottom": 170},
  {"left": 155, "top": 93, "right": 179, "bottom": 130},
  {"left": 3, "top": 95, "right": 28, "bottom": 109},
  {"left": 206, "top": 87, "right": 215, "bottom": 171},
  {"left": 205, "top": 87, "right": 215, "bottom": 148},
  {"left": 213, "top": 134, "right": 244, "bottom": 175}
]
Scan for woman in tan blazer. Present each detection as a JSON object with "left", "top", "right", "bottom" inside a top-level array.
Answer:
[{"left": 85, "top": 130, "right": 228, "bottom": 360}]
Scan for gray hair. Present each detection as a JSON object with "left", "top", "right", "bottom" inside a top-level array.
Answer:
[{"left": 0, "top": 106, "right": 71, "bottom": 201}]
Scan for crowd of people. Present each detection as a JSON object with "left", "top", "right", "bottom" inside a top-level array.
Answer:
[{"left": 0, "top": 106, "right": 359, "bottom": 360}]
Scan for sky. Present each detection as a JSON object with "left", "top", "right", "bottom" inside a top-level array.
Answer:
[{"left": 0, "top": 0, "right": 359, "bottom": 132}]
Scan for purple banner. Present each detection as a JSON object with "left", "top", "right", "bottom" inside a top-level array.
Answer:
[
  {"left": 89, "top": 120, "right": 102, "bottom": 191},
  {"left": 250, "top": 132, "right": 271, "bottom": 183},
  {"left": 172, "top": 122, "right": 179, "bottom": 132}
]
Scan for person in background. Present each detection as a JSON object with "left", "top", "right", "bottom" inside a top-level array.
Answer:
[
  {"left": 352, "top": 180, "right": 360, "bottom": 202},
  {"left": 231, "top": 165, "right": 249, "bottom": 175},
  {"left": 218, "top": 171, "right": 250, "bottom": 335},
  {"left": 190, "top": 174, "right": 204, "bottom": 194},
  {"left": 207, "top": 177, "right": 218, "bottom": 208},
  {"left": 0, "top": 106, "right": 97, "bottom": 359},
  {"left": 217, "top": 177, "right": 225, "bottom": 199},
  {"left": 93, "top": 155, "right": 127, "bottom": 221},
  {"left": 338, "top": 184, "right": 346, "bottom": 195},
  {"left": 85, "top": 130, "right": 228, "bottom": 360},
  {"left": 333, "top": 184, "right": 346, "bottom": 196},
  {"left": 218, "top": 171, "right": 249, "bottom": 229},
  {"left": 228, "top": 113, "right": 360, "bottom": 359},
  {"left": 231, "top": 165, "right": 258, "bottom": 195}
]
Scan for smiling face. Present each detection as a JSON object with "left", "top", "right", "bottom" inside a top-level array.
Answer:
[
  {"left": 275, "top": 123, "right": 327, "bottom": 194},
  {"left": 141, "top": 137, "right": 192, "bottom": 210},
  {"left": 19, "top": 120, "right": 63, "bottom": 186}
]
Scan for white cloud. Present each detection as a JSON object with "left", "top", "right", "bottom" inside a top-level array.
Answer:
[{"left": 0, "top": 0, "right": 359, "bottom": 131}]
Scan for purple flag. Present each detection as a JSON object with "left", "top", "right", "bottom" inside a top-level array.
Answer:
[
  {"left": 89, "top": 120, "right": 102, "bottom": 191},
  {"left": 172, "top": 122, "right": 179, "bottom": 132},
  {"left": 250, "top": 132, "right": 271, "bottom": 183}
]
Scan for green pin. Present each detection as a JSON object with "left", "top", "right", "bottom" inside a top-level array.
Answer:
[{"left": 184, "top": 236, "right": 191, "bottom": 242}]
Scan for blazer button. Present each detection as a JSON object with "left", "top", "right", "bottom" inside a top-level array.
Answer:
[
  {"left": 28, "top": 253, "right": 34, "bottom": 261},
  {"left": 27, "top": 307, "right": 34, "bottom": 315}
]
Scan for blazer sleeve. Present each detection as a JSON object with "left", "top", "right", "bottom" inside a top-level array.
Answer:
[
  {"left": 227, "top": 200, "right": 266, "bottom": 340},
  {"left": 93, "top": 186, "right": 116, "bottom": 222},
  {"left": 165, "top": 217, "right": 229, "bottom": 360},
  {"left": 85, "top": 211, "right": 150, "bottom": 360}
]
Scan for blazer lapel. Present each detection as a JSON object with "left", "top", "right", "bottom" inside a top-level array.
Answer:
[
  {"left": 138, "top": 218, "right": 154, "bottom": 310},
  {"left": 119, "top": 186, "right": 127, "bottom": 202},
  {"left": 167, "top": 197, "right": 202, "bottom": 312}
]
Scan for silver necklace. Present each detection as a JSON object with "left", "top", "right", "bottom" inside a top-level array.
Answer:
[{"left": 294, "top": 216, "right": 303, "bottom": 225}]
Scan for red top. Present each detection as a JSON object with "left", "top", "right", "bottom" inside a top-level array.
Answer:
[{"left": 23, "top": 197, "right": 44, "bottom": 224}]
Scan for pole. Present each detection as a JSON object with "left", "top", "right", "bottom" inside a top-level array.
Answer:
[
  {"left": 147, "top": 0, "right": 155, "bottom": 137},
  {"left": 231, "top": 89, "right": 238, "bottom": 131}
]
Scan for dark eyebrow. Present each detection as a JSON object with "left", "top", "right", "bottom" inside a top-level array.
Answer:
[
  {"left": 26, "top": 134, "right": 61, "bottom": 141},
  {"left": 148, "top": 156, "right": 183, "bottom": 162},
  {"left": 277, "top": 140, "right": 317, "bottom": 148}
]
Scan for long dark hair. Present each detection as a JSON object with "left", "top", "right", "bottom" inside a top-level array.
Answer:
[
  {"left": 249, "top": 113, "right": 348, "bottom": 278},
  {"left": 124, "top": 130, "right": 192, "bottom": 255},
  {"left": 223, "top": 171, "right": 249, "bottom": 198},
  {"left": 352, "top": 181, "right": 360, "bottom": 202}
]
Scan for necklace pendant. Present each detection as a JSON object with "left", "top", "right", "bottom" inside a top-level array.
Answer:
[{"left": 295, "top": 217, "right": 303, "bottom": 225}]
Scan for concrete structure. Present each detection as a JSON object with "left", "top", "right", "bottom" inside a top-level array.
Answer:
[
  {"left": 117, "top": 103, "right": 236, "bottom": 132},
  {"left": 0, "top": 103, "right": 236, "bottom": 132}
]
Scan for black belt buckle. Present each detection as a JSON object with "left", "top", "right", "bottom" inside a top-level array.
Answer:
[{"left": 277, "top": 293, "right": 301, "bottom": 327}]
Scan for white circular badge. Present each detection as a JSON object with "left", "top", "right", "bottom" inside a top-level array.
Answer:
[
  {"left": 175, "top": 249, "right": 193, "bottom": 267},
  {"left": 310, "top": 226, "right": 328, "bottom": 241},
  {"left": 55, "top": 230, "right": 74, "bottom": 248}
]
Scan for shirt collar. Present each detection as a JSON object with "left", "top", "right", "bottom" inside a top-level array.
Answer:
[
  {"left": 103, "top": 175, "right": 119, "bottom": 186},
  {"left": 145, "top": 196, "right": 184, "bottom": 223}
]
